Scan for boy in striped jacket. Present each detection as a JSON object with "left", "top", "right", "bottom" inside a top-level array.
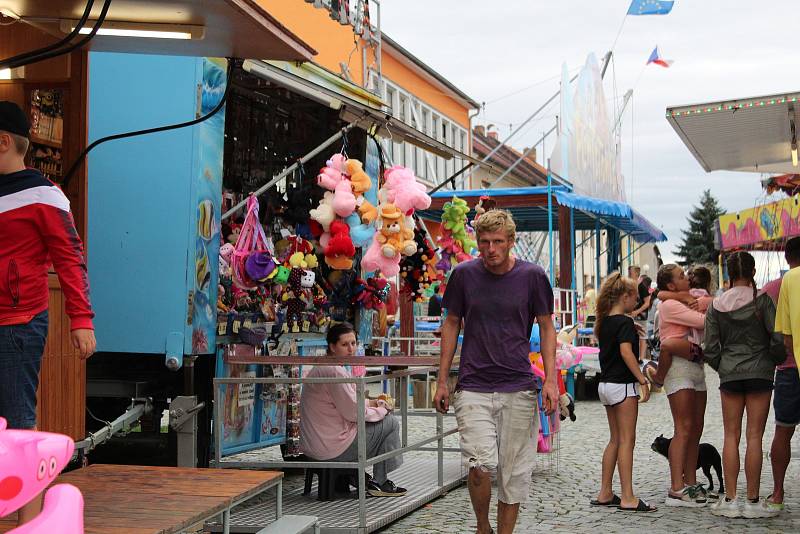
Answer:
[{"left": 0, "top": 100, "right": 95, "bottom": 526}]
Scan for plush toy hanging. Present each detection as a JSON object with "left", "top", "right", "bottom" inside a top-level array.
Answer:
[
  {"left": 436, "top": 195, "right": 477, "bottom": 273},
  {"left": 384, "top": 165, "right": 432, "bottom": 215},
  {"left": 324, "top": 220, "right": 356, "bottom": 270},
  {"left": 399, "top": 228, "right": 440, "bottom": 302},
  {"left": 352, "top": 276, "right": 390, "bottom": 310}
]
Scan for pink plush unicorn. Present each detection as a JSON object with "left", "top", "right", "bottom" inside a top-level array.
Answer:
[{"left": 0, "top": 417, "right": 83, "bottom": 533}]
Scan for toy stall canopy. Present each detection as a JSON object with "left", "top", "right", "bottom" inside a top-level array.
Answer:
[
  {"left": 666, "top": 90, "right": 800, "bottom": 174},
  {"left": 417, "top": 186, "right": 667, "bottom": 244}
]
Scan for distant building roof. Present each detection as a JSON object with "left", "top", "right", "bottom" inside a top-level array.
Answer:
[
  {"left": 472, "top": 126, "right": 547, "bottom": 186},
  {"left": 381, "top": 33, "right": 480, "bottom": 109}
]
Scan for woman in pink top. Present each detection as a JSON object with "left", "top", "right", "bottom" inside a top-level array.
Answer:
[
  {"left": 299, "top": 322, "right": 406, "bottom": 497},
  {"left": 652, "top": 264, "right": 709, "bottom": 507}
]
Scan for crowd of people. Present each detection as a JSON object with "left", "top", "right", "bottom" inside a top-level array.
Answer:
[
  {"left": 298, "top": 210, "right": 798, "bottom": 533},
  {"left": 593, "top": 237, "right": 799, "bottom": 519}
]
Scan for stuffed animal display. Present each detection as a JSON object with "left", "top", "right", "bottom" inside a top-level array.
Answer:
[
  {"left": 310, "top": 154, "right": 380, "bottom": 270},
  {"left": 436, "top": 195, "right": 477, "bottom": 272},
  {"left": 399, "top": 228, "right": 440, "bottom": 302}
]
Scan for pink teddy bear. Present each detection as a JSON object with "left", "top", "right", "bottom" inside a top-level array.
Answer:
[
  {"left": 384, "top": 165, "right": 432, "bottom": 215},
  {"left": 332, "top": 179, "right": 357, "bottom": 218},
  {"left": 316, "top": 154, "right": 348, "bottom": 190}
]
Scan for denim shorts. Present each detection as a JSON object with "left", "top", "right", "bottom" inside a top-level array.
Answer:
[
  {"left": 0, "top": 310, "right": 48, "bottom": 429},
  {"left": 774, "top": 368, "right": 800, "bottom": 427}
]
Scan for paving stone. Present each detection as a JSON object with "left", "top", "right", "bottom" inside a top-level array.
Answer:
[{"left": 380, "top": 372, "right": 800, "bottom": 533}]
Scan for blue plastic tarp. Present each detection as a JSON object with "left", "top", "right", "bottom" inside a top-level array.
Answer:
[{"left": 420, "top": 186, "right": 666, "bottom": 244}]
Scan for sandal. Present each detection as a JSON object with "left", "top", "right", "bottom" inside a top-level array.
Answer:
[
  {"left": 619, "top": 499, "right": 657, "bottom": 512},
  {"left": 590, "top": 494, "right": 622, "bottom": 507}
]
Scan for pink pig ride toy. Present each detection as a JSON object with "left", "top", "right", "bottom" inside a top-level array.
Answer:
[{"left": 0, "top": 417, "right": 83, "bottom": 533}]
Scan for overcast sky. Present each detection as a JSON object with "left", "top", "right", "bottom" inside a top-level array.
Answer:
[{"left": 380, "top": 0, "right": 800, "bottom": 264}]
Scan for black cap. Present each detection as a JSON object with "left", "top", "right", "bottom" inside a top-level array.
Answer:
[{"left": 0, "top": 101, "right": 30, "bottom": 138}]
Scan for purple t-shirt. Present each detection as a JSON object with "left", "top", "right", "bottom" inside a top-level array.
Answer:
[{"left": 443, "top": 258, "right": 554, "bottom": 393}]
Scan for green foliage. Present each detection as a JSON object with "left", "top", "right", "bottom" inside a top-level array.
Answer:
[{"left": 674, "top": 189, "right": 725, "bottom": 265}]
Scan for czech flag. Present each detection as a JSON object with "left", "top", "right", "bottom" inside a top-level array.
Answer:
[
  {"left": 628, "top": 0, "right": 674, "bottom": 16},
  {"left": 647, "top": 46, "right": 673, "bottom": 68}
]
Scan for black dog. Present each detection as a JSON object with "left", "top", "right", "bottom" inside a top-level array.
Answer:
[{"left": 651, "top": 434, "right": 724, "bottom": 494}]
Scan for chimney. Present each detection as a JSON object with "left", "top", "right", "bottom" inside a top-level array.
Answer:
[
  {"left": 474, "top": 125, "right": 485, "bottom": 136},
  {"left": 487, "top": 130, "right": 498, "bottom": 140},
  {"left": 523, "top": 147, "right": 537, "bottom": 161}
]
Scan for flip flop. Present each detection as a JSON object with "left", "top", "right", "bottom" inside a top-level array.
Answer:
[
  {"left": 619, "top": 499, "right": 657, "bottom": 512},
  {"left": 590, "top": 494, "right": 621, "bottom": 507}
]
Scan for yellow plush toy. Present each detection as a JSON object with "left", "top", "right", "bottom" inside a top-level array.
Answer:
[
  {"left": 346, "top": 159, "right": 378, "bottom": 224},
  {"left": 375, "top": 203, "right": 416, "bottom": 258}
]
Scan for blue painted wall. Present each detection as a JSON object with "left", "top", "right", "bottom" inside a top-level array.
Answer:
[{"left": 88, "top": 52, "right": 204, "bottom": 355}]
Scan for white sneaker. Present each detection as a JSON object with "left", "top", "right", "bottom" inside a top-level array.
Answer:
[
  {"left": 742, "top": 498, "right": 779, "bottom": 518},
  {"left": 665, "top": 485, "right": 706, "bottom": 507},
  {"left": 711, "top": 495, "right": 741, "bottom": 518}
]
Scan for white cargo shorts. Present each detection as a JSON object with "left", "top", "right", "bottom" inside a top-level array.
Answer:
[{"left": 452, "top": 389, "right": 539, "bottom": 504}]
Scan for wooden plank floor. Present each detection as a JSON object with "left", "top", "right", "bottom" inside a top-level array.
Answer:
[{"left": 0, "top": 464, "right": 282, "bottom": 534}]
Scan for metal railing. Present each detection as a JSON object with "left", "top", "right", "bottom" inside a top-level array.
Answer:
[{"left": 212, "top": 366, "right": 459, "bottom": 532}]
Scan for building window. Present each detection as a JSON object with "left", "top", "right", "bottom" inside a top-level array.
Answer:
[
  {"left": 398, "top": 95, "right": 408, "bottom": 123},
  {"left": 386, "top": 86, "right": 397, "bottom": 117}
]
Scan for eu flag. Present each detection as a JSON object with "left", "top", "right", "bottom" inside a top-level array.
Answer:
[{"left": 627, "top": 0, "right": 674, "bottom": 15}]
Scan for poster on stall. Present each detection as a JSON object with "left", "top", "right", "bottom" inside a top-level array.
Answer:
[
  {"left": 237, "top": 371, "right": 256, "bottom": 407},
  {"left": 717, "top": 195, "right": 800, "bottom": 250},
  {"left": 188, "top": 57, "right": 227, "bottom": 354},
  {"left": 259, "top": 385, "right": 288, "bottom": 446}
]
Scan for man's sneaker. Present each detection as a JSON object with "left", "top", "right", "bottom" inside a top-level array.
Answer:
[
  {"left": 711, "top": 495, "right": 741, "bottom": 518},
  {"left": 665, "top": 485, "right": 706, "bottom": 507},
  {"left": 742, "top": 498, "right": 779, "bottom": 518},
  {"left": 366, "top": 479, "right": 407, "bottom": 497}
]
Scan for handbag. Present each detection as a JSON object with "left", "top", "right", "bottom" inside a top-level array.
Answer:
[{"left": 232, "top": 195, "right": 273, "bottom": 290}]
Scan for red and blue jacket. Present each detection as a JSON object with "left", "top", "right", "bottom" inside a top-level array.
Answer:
[{"left": 0, "top": 169, "right": 94, "bottom": 330}]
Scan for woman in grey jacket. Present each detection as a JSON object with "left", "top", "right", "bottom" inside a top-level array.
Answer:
[{"left": 704, "top": 252, "right": 786, "bottom": 519}]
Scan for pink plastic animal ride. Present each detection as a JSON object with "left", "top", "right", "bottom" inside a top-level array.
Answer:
[{"left": 0, "top": 417, "right": 84, "bottom": 533}]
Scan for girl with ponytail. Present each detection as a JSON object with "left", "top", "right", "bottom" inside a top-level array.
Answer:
[
  {"left": 705, "top": 251, "right": 786, "bottom": 518},
  {"left": 592, "top": 273, "right": 654, "bottom": 512}
]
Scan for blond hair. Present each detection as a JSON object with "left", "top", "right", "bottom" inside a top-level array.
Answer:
[
  {"left": 594, "top": 272, "right": 638, "bottom": 338},
  {"left": 0, "top": 130, "right": 29, "bottom": 156},
  {"left": 474, "top": 209, "right": 516, "bottom": 241}
]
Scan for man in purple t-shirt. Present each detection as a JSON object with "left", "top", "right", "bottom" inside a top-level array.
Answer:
[
  {"left": 434, "top": 210, "right": 558, "bottom": 534},
  {"left": 763, "top": 237, "right": 800, "bottom": 512}
]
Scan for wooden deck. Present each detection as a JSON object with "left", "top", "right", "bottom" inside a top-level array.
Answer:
[{"left": 0, "top": 464, "right": 283, "bottom": 534}]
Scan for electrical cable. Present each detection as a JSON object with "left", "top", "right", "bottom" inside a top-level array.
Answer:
[
  {"left": 62, "top": 59, "right": 235, "bottom": 190},
  {"left": 4, "top": 0, "right": 111, "bottom": 70},
  {"left": 0, "top": 0, "right": 95, "bottom": 69}
]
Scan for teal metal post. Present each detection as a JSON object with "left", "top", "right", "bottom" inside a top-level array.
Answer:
[
  {"left": 594, "top": 220, "right": 601, "bottom": 286},
  {"left": 570, "top": 207, "right": 577, "bottom": 324}
]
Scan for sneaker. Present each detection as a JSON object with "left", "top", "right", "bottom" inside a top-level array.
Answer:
[
  {"left": 366, "top": 479, "right": 407, "bottom": 497},
  {"left": 665, "top": 485, "right": 706, "bottom": 507},
  {"left": 742, "top": 498, "right": 779, "bottom": 518},
  {"left": 711, "top": 495, "right": 741, "bottom": 518},
  {"left": 692, "top": 483, "right": 709, "bottom": 504},
  {"left": 765, "top": 495, "right": 784, "bottom": 513}
]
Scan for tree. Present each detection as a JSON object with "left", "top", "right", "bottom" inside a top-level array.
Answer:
[{"left": 674, "top": 189, "right": 725, "bottom": 266}]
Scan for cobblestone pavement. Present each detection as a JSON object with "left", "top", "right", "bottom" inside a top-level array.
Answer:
[{"left": 381, "top": 371, "right": 800, "bottom": 533}]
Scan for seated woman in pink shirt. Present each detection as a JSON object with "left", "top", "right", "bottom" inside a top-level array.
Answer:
[{"left": 300, "top": 322, "right": 406, "bottom": 497}]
